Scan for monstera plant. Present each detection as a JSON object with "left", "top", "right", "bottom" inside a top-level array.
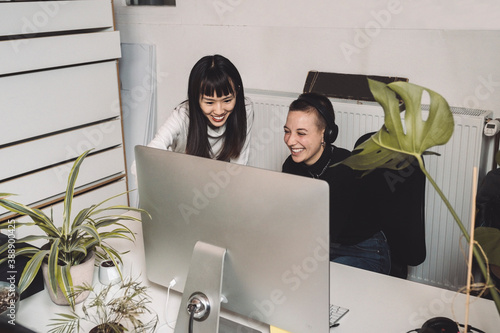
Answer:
[{"left": 340, "top": 79, "right": 500, "bottom": 315}]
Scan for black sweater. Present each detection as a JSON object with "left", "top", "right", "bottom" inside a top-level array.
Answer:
[{"left": 282, "top": 145, "right": 381, "bottom": 245}]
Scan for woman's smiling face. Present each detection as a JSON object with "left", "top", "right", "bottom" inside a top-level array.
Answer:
[
  {"left": 284, "top": 110, "right": 325, "bottom": 166},
  {"left": 199, "top": 90, "right": 236, "bottom": 127}
]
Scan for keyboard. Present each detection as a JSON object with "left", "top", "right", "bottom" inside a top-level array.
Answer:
[{"left": 329, "top": 304, "right": 349, "bottom": 327}]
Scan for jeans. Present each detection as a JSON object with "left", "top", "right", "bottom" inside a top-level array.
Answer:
[{"left": 330, "top": 231, "right": 391, "bottom": 275}]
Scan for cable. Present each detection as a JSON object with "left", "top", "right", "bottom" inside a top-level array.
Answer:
[
  {"left": 165, "top": 279, "right": 177, "bottom": 329},
  {"left": 187, "top": 303, "right": 197, "bottom": 333},
  {"left": 155, "top": 279, "right": 177, "bottom": 331},
  {"left": 459, "top": 323, "right": 486, "bottom": 333}
]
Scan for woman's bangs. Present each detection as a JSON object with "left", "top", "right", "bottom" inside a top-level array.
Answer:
[{"left": 200, "top": 72, "right": 235, "bottom": 98}]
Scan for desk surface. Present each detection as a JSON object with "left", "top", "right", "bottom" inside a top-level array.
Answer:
[
  {"left": 15, "top": 212, "right": 500, "bottom": 332},
  {"left": 331, "top": 263, "right": 498, "bottom": 333}
]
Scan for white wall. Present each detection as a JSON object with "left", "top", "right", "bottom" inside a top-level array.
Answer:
[
  {"left": 112, "top": 0, "right": 500, "bottom": 290},
  {"left": 114, "top": 0, "right": 500, "bottom": 127}
]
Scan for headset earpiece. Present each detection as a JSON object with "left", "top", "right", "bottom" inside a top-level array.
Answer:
[{"left": 326, "top": 123, "right": 339, "bottom": 144}]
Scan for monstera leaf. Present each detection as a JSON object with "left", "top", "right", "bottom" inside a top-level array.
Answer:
[
  {"left": 340, "top": 79, "right": 500, "bottom": 315},
  {"left": 341, "top": 79, "right": 454, "bottom": 172}
]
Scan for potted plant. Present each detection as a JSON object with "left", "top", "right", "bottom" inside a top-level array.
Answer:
[
  {"left": 98, "top": 258, "right": 123, "bottom": 286},
  {"left": 48, "top": 279, "right": 159, "bottom": 333},
  {"left": 339, "top": 79, "right": 500, "bottom": 315},
  {"left": 0, "top": 149, "right": 147, "bottom": 309}
]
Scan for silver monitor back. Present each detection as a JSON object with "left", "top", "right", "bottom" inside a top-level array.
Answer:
[{"left": 135, "top": 145, "right": 330, "bottom": 333}]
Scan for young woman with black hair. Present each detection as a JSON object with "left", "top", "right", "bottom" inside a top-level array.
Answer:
[{"left": 148, "top": 54, "right": 253, "bottom": 164}]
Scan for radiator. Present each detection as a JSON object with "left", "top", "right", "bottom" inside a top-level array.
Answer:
[{"left": 246, "top": 89, "right": 492, "bottom": 291}]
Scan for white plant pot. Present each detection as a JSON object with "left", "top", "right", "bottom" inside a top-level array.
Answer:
[
  {"left": 99, "top": 260, "right": 122, "bottom": 286},
  {"left": 41, "top": 251, "right": 96, "bottom": 306}
]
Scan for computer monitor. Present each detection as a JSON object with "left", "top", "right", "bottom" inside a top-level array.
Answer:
[{"left": 135, "top": 145, "right": 330, "bottom": 333}]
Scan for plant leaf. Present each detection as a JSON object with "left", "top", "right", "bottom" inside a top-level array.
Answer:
[
  {"left": 94, "top": 219, "right": 136, "bottom": 237},
  {"left": 48, "top": 239, "right": 61, "bottom": 294},
  {"left": 0, "top": 221, "right": 35, "bottom": 229},
  {"left": 71, "top": 205, "right": 95, "bottom": 230},
  {"left": 93, "top": 216, "right": 125, "bottom": 228},
  {"left": 94, "top": 214, "right": 143, "bottom": 225},
  {"left": 57, "top": 263, "right": 75, "bottom": 309},
  {"left": 90, "top": 205, "right": 149, "bottom": 218},
  {"left": 14, "top": 234, "right": 53, "bottom": 244},
  {"left": 18, "top": 250, "right": 49, "bottom": 294},
  {"left": 73, "top": 223, "right": 100, "bottom": 240},
  {"left": 84, "top": 191, "right": 137, "bottom": 216},
  {"left": 32, "top": 207, "right": 59, "bottom": 231},
  {"left": 7, "top": 246, "right": 42, "bottom": 257},
  {"left": 67, "top": 243, "right": 88, "bottom": 258},
  {"left": 47, "top": 312, "right": 80, "bottom": 333},
  {"left": 71, "top": 224, "right": 101, "bottom": 255},
  {"left": 63, "top": 149, "right": 92, "bottom": 236},
  {"left": 340, "top": 79, "right": 454, "bottom": 172},
  {"left": 99, "top": 229, "right": 136, "bottom": 242},
  {"left": 0, "top": 196, "right": 59, "bottom": 235}
]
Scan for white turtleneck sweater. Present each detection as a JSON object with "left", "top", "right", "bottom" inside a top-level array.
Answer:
[{"left": 147, "top": 98, "right": 254, "bottom": 165}]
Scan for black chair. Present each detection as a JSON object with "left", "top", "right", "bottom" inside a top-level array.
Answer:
[
  {"left": 475, "top": 167, "right": 500, "bottom": 229},
  {"left": 353, "top": 132, "right": 427, "bottom": 278},
  {"left": 473, "top": 168, "right": 500, "bottom": 297}
]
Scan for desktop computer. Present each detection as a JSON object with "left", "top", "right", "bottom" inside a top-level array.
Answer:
[{"left": 135, "top": 146, "right": 330, "bottom": 333}]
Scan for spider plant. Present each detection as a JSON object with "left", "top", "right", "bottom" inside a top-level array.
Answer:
[
  {"left": 0, "top": 149, "right": 147, "bottom": 308},
  {"left": 339, "top": 79, "right": 500, "bottom": 315},
  {"left": 48, "top": 278, "right": 158, "bottom": 333}
]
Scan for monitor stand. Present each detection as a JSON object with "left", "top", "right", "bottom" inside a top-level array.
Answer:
[
  {"left": 174, "top": 241, "right": 264, "bottom": 333},
  {"left": 174, "top": 241, "right": 226, "bottom": 333}
]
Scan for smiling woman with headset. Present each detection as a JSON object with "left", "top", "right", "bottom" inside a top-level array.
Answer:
[{"left": 282, "top": 92, "right": 391, "bottom": 275}]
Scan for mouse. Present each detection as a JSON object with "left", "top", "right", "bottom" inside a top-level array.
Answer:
[{"left": 420, "top": 317, "right": 460, "bottom": 333}]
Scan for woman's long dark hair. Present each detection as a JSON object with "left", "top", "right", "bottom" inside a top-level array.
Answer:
[{"left": 185, "top": 54, "right": 247, "bottom": 161}]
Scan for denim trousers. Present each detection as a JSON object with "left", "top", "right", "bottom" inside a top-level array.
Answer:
[{"left": 330, "top": 231, "right": 391, "bottom": 275}]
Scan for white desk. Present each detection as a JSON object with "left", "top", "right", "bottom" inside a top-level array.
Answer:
[
  {"left": 330, "top": 264, "right": 498, "bottom": 332},
  {"left": 16, "top": 213, "right": 500, "bottom": 332}
]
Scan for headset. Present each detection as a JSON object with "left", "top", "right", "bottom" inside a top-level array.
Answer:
[
  {"left": 406, "top": 317, "right": 486, "bottom": 333},
  {"left": 297, "top": 94, "right": 339, "bottom": 144}
]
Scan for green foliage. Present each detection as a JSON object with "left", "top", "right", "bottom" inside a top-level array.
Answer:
[
  {"left": 340, "top": 79, "right": 500, "bottom": 315},
  {"left": 0, "top": 150, "right": 147, "bottom": 309},
  {"left": 341, "top": 79, "right": 454, "bottom": 172},
  {"left": 48, "top": 279, "right": 158, "bottom": 333}
]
